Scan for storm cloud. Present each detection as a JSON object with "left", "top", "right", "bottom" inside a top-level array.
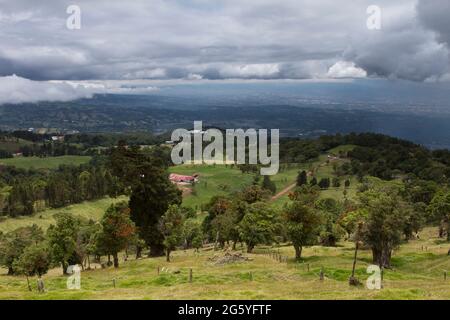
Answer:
[{"left": 0, "top": 0, "right": 449, "bottom": 82}]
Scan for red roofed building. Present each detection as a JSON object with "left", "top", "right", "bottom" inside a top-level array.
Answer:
[{"left": 169, "top": 173, "right": 199, "bottom": 184}]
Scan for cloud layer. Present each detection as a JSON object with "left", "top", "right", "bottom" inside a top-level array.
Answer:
[
  {"left": 0, "top": 75, "right": 94, "bottom": 104},
  {"left": 0, "top": 0, "right": 449, "bottom": 83},
  {"left": 0, "top": 75, "right": 159, "bottom": 104}
]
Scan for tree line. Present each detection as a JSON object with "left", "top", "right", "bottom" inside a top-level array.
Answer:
[{"left": 0, "top": 160, "right": 121, "bottom": 217}]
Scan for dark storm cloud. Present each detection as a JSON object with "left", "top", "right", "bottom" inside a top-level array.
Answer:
[
  {"left": 417, "top": 0, "right": 450, "bottom": 45},
  {"left": 0, "top": 0, "right": 449, "bottom": 82}
]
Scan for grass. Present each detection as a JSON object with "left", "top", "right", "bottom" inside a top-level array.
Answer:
[
  {"left": 0, "top": 138, "right": 33, "bottom": 154},
  {"left": 169, "top": 164, "right": 255, "bottom": 209},
  {"left": 3, "top": 145, "right": 440, "bottom": 299},
  {"left": 170, "top": 147, "right": 360, "bottom": 211},
  {"left": 1, "top": 227, "right": 449, "bottom": 300},
  {"left": 0, "top": 197, "right": 127, "bottom": 233},
  {"left": 328, "top": 145, "right": 357, "bottom": 154},
  {"left": 170, "top": 163, "right": 306, "bottom": 210},
  {"left": 0, "top": 156, "right": 92, "bottom": 170}
]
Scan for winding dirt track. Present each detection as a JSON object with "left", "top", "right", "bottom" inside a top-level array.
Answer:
[{"left": 271, "top": 183, "right": 296, "bottom": 201}]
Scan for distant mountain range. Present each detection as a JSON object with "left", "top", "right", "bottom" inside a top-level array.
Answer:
[{"left": 1, "top": 93, "right": 450, "bottom": 149}]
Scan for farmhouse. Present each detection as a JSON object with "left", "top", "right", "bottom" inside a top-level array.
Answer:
[{"left": 169, "top": 173, "right": 199, "bottom": 185}]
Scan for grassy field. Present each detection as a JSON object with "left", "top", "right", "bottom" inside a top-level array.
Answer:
[
  {"left": 0, "top": 156, "right": 92, "bottom": 170},
  {"left": 169, "top": 164, "right": 304, "bottom": 209},
  {"left": 5, "top": 146, "right": 439, "bottom": 300},
  {"left": 169, "top": 165, "right": 255, "bottom": 209},
  {"left": 0, "top": 227, "right": 449, "bottom": 300},
  {"left": 172, "top": 146, "right": 360, "bottom": 210},
  {"left": 0, "top": 155, "right": 333, "bottom": 233},
  {"left": 271, "top": 151, "right": 360, "bottom": 209},
  {"left": 0, "top": 138, "right": 33, "bottom": 154},
  {"left": 0, "top": 197, "right": 127, "bottom": 233}
]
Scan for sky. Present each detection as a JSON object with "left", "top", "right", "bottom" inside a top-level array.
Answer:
[{"left": 0, "top": 0, "right": 449, "bottom": 104}]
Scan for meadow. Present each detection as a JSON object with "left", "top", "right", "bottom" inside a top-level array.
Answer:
[
  {"left": 168, "top": 164, "right": 305, "bottom": 209},
  {"left": 0, "top": 227, "right": 449, "bottom": 300},
  {"left": 0, "top": 197, "right": 127, "bottom": 233},
  {"left": 0, "top": 149, "right": 357, "bottom": 233},
  {"left": 2, "top": 146, "right": 442, "bottom": 300},
  {"left": 0, "top": 138, "right": 33, "bottom": 153},
  {"left": 0, "top": 155, "right": 91, "bottom": 170}
]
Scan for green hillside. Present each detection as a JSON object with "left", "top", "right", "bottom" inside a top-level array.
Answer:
[
  {"left": 0, "top": 197, "right": 127, "bottom": 233},
  {"left": 1, "top": 227, "right": 449, "bottom": 300}
]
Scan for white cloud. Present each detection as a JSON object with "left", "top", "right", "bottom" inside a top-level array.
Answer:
[
  {"left": 327, "top": 61, "right": 367, "bottom": 79},
  {"left": 219, "top": 64, "right": 280, "bottom": 78},
  {"left": 0, "top": 75, "right": 160, "bottom": 105},
  {"left": 186, "top": 73, "right": 203, "bottom": 80},
  {"left": 124, "top": 68, "right": 167, "bottom": 79},
  {"left": 0, "top": 74, "right": 94, "bottom": 104}
]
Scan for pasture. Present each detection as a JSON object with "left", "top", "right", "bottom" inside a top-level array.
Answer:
[
  {"left": 0, "top": 156, "right": 92, "bottom": 170},
  {"left": 0, "top": 227, "right": 449, "bottom": 300}
]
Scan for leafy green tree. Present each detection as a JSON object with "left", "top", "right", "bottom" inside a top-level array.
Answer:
[
  {"left": 332, "top": 177, "right": 341, "bottom": 188},
  {"left": 261, "top": 175, "right": 277, "bottom": 194},
  {"left": 238, "top": 202, "right": 278, "bottom": 252},
  {"left": 76, "top": 221, "right": 101, "bottom": 270},
  {"left": 315, "top": 198, "right": 342, "bottom": 218},
  {"left": 0, "top": 225, "right": 44, "bottom": 274},
  {"left": 403, "top": 202, "right": 426, "bottom": 240},
  {"left": 427, "top": 191, "right": 450, "bottom": 240},
  {"left": 344, "top": 179, "right": 351, "bottom": 188},
  {"left": 239, "top": 185, "right": 271, "bottom": 204},
  {"left": 339, "top": 208, "right": 368, "bottom": 235},
  {"left": 128, "top": 161, "right": 182, "bottom": 256},
  {"left": 252, "top": 173, "right": 261, "bottom": 185},
  {"left": 297, "top": 170, "right": 308, "bottom": 186},
  {"left": 202, "top": 196, "right": 232, "bottom": 242},
  {"left": 109, "top": 144, "right": 181, "bottom": 257},
  {"left": 289, "top": 184, "right": 320, "bottom": 206},
  {"left": 319, "top": 217, "right": 344, "bottom": 247},
  {"left": 203, "top": 197, "right": 248, "bottom": 249},
  {"left": 13, "top": 242, "right": 51, "bottom": 278},
  {"left": 318, "top": 178, "right": 330, "bottom": 189},
  {"left": 97, "top": 202, "right": 136, "bottom": 268},
  {"left": 227, "top": 200, "right": 248, "bottom": 250},
  {"left": 47, "top": 213, "right": 81, "bottom": 274},
  {"left": 159, "top": 205, "right": 185, "bottom": 262},
  {"left": 211, "top": 210, "right": 236, "bottom": 248},
  {"left": 182, "top": 219, "right": 203, "bottom": 250},
  {"left": 359, "top": 189, "right": 409, "bottom": 268},
  {"left": 404, "top": 179, "right": 438, "bottom": 205},
  {"left": 283, "top": 201, "right": 322, "bottom": 260},
  {"left": 315, "top": 198, "right": 344, "bottom": 246}
]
